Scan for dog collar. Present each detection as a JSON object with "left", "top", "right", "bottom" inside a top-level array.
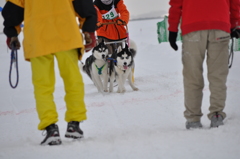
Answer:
[
  {"left": 107, "top": 57, "right": 117, "bottom": 63},
  {"left": 95, "top": 63, "right": 106, "bottom": 75}
]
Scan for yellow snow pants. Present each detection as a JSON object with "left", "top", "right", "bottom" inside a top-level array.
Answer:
[{"left": 30, "top": 49, "right": 87, "bottom": 130}]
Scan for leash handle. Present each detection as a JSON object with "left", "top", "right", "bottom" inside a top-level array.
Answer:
[
  {"left": 101, "top": 22, "right": 117, "bottom": 25},
  {"left": 101, "top": 21, "right": 129, "bottom": 32},
  {"left": 229, "top": 38, "right": 234, "bottom": 68},
  {"left": 9, "top": 45, "right": 19, "bottom": 89}
]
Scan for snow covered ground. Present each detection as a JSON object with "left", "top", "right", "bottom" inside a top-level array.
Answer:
[{"left": 0, "top": 18, "right": 240, "bottom": 159}]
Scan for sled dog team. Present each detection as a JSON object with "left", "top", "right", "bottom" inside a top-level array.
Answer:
[{"left": 82, "top": 39, "right": 139, "bottom": 93}]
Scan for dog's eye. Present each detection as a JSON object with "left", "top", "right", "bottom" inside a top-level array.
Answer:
[
  {"left": 121, "top": 57, "right": 124, "bottom": 60},
  {"left": 126, "top": 57, "right": 129, "bottom": 59}
]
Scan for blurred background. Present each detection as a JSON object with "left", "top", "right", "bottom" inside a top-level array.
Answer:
[{"left": 124, "top": 0, "right": 170, "bottom": 20}]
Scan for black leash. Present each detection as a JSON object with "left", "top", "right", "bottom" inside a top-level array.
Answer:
[
  {"left": 9, "top": 46, "right": 19, "bottom": 89},
  {"left": 229, "top": 38, "right": 234, "bottom": 68}
]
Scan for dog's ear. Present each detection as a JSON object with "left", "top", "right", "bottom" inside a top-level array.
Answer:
[
  {"left": 117, "top": 45, "right": 122, "bottom": 53},
  {"left": 123, "top": 43, "right": 130, "bottom": 53},
  {"left": 124, "top": 43, "right": 129, "bottom": 50}
]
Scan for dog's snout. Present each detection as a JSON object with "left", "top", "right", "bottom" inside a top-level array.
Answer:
[
  {"left": 124, "top": 62, "right": 127, "bottom": 65},
  {"left": 102, "top": 54, "right": 105, "bottom": 58}
]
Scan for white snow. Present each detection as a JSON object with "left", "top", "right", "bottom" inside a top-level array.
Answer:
[{"left": 0, "top": 18, "right": 240, "bottom": 159}]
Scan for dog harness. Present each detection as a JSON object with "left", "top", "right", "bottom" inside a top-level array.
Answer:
[
  {"left": 107, "top": 57, "right": 117, "bottom": 63},
  {"left": 95, "top": 63, "right": 106, "bottom": 75}
]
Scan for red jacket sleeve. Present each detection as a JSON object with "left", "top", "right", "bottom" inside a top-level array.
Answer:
[
  {"left": 230, "top": 0, "right": 240, "bottom": 29},
  {"left": 168, "top": 0, "right": 183, "bottom": 32}
]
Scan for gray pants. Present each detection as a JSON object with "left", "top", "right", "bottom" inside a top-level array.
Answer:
[{"left": 182, "top": 30, "right": 229, "bottom": 122}]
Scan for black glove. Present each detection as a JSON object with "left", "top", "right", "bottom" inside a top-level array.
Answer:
[
  {"left": 231, "top": 28, "right": 240, "bottom": 39},
  {"left": 168, "top": 31, "right": 178, "bottom": 51}
]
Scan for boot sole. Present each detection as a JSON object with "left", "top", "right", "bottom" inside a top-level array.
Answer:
[
  {"left": 65, "top": 132, "right": 84, "bottom": 139},
  {"left": 41, "top": 137, "right": 62, "bottom": 146}
]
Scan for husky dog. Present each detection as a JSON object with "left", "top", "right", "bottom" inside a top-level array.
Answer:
[
  {"left": 83, "top": 40, "right": 109, "bottom": 92},
  {"left": 109, "top": 40, "right": 138, "bottom": 93}
]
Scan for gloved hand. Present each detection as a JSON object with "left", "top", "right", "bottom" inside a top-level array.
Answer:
[
  {"left": 116, "top": 19, "right": 126, "bottom": 25},
  {"left": 168, "top": 31, "right": 178, "bottom": 51},
  {"left": 97, "top": 22, "right": 103, "bottom": 28},
  {"left": 231, "top": 28, "right": 240, "bottom": 39},
  {"left": 6, "top": 37, "right": 21, "bottom": 50},
  {"left": 83, "top": 32, "right": 96, "bottom": 52}
]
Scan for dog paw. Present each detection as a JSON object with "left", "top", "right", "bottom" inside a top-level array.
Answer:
[
  {"left": 133, "top": 88, "right": 139, "bottom": 91},
  {"left": 117, "top": 90, "right": 126, "bottom": 93},
  {"left": 117, "top": 90, "right": 124, "bottom": 93}
]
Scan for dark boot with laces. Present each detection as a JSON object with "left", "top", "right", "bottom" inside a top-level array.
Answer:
[
  {"left": 65, "top": 121, "right": 84, "bottom": 139},
  {"left": 40, "top": 124, "right": 62, "bottom": 146},
  {"left": 210, "top": 112, "right": 224, "bottom": 128}
]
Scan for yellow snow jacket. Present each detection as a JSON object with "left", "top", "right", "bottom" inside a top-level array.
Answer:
[{"left": 7, "top": 0, "right": 85, "bottom": 61}]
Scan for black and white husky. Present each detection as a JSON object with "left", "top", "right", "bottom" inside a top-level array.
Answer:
[
  {"left": 83, "top": 40, "right": 109, "bottom": 92},
  {"left": 108, "top": 40, "right": 139, "bottom": 93}
]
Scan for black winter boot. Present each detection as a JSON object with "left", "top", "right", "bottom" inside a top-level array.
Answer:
[
  {"left": 65, "top": 121, "right": 84, "bottom": 139},
  {"left": 41, "top": 124, "right": 62, "bottom": 145}
]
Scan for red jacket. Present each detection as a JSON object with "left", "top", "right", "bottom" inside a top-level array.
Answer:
[
  {"left": 94, "top": 0, "right": 129, "bottom": 41},
  {"left": 168, "top": 0, "right": 240, "bottom": 35}
]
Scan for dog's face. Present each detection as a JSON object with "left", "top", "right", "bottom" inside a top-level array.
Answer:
[
  {"left": 116, "top": 44, "right": 133, "bottom": 70},
  {"left": 92, "top": 40, "right": 108, "bottom": 61}
]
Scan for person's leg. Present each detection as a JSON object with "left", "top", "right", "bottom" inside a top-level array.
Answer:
[
  {"left": 30, "top": 55, "right": 58, "bottom": 130},
  {"left": 182, "top": 30, "right": 208, "bottom": 122},
  {"left": 55, "top": 49, "right": 87, "bottom": 123},
  {"left": 206, "top": 30, "right": 229, "bottom": 120}
]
